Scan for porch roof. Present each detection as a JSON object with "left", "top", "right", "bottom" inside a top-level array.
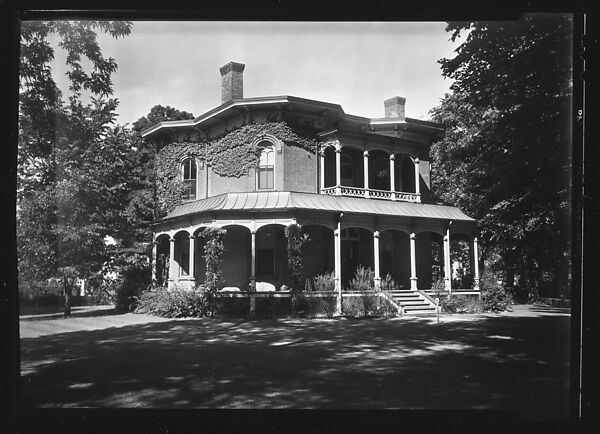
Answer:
[{"left": 156, "top": 191, "right": 475, "bottom": 225}]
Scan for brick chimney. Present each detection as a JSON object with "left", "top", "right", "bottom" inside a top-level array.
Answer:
[
  {"left": 384, "top": 96, "right": 406, "bottom": 120},
  {"left": 220, "top": 61, "right": 245, "bottom": 104}
]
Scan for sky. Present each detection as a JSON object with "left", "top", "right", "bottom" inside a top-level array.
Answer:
[{"left": 50, "top": 21, "right": 463, "bottom": 126}]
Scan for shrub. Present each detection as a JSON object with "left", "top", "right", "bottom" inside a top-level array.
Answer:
[
  {"left": 115, "top": 260, "right": 152, "bottom": 312},
  {"left": 480, "top": 270, "right": 513, "bottom": 312},
  {"left": 309, "top": 271, "right": 336, "bottom": 292},
  {"left": 379, "top": 273, "right": 398, "bottom": 292},
  {"left": 348, "top": 266, "right": 374, "bottom": 291},
  {"left": 342, "top": 296, "right": 365, "bottom": 317},
  {"left": 213, "top": 293, "right": 250, "bottom": 317},
  {"left": 291, "top": 289, "right": 309, "bottom": 316},
  {"left": 135, "top": 285, "right": 209, "bottom": 318}
]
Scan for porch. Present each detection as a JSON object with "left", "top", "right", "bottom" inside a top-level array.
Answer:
[{"left": 151, "top": 192, "right": 479, "bottom": 303}]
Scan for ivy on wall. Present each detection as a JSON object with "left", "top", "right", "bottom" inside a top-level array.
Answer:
[{"left": 155, "top": 122, "right": 317, "bottom": 216}]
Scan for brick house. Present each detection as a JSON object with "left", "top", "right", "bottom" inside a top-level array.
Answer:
[{"left": 141, "top": 62, "right": 479, "bottom": 314}]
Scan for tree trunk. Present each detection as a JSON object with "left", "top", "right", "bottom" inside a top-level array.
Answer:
[{"left": 63, "top": 277, "right": 72, "bottom": 318}]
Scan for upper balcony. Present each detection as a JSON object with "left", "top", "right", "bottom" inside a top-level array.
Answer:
[
  {"left": 318, "top": 140, "right": 424, "bottom": 204},
  {"left": 320, "top": 186, "right": 420, "bottom": 203}
]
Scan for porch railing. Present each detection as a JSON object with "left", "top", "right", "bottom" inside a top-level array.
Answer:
[{"left": 321, "top": 185, "right": 420, "bottom": 203}]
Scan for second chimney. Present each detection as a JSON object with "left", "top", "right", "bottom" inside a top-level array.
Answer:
[
  {"left": 220, "top": 61, "right": 245, "bottom": 104},
  {"left": 384, "top": 96, "right": 406, "bottom": 120}
]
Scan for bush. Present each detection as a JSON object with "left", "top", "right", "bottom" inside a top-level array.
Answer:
[
  {"left": 135, "top": 285, "right": 209, "bottom": 318},
  {"left": 380, "top": 273, "right": 398, "bottom": 292},
  {"left": 430, "top": 279, "right": 481, "bottom": 314},
  {"left": 213, "top": 294, "right": 250, "bottom": 317},
  {"left": 115, "top": 260, "right": 152, "bottom": 312},
  {"left": 348, "top": 266, "right": 374, "bottom": 291},
  {"left": 480, "top": 271, "right": 513, "bottom": 312},
  {"left": 306, "top": 271, "right": 336, "bottom": 292},
  {"left": 342, "top": 296, "right": 365, "bottom": 317},
  {"left": 341, "top": 295, "right": 396, "bottom": 318}
]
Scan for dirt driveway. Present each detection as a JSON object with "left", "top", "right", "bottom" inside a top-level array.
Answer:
[{"left": 19, "top": 303, "right": 571, "bottom": 418}]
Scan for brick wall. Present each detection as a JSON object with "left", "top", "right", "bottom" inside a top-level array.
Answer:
[{"left": 283, "top": 145, "right": 317, "bottom": 192}]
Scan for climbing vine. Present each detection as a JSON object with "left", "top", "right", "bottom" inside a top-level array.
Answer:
[
  {"left": 155, "top": 122, "right": 317, "bottom": 215},
  {"left": 284, "top": 223, "right": 310, "bottom": 291}
]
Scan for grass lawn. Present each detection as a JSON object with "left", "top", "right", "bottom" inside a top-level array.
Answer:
[{"left": 19, "top": 304, "right": 571, "bottom": 418}]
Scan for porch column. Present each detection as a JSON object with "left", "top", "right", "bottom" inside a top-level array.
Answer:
[
  {"left": 413, "top": 157, "right": 421, "bottom": 202},
  {"left": 410, "top": 232, "right": 418, "bottom": 290},
  {"left": 188, "top": 234, "right": 195, "bottom": 282},
  {"left": 250, "top": 230, "right": 256, "bottom": 291},
  {"left": 319, "top": 147, "right": 325, "bottom": 192},
  {"left": 363, "top": 150, "right": 370, "bottom": 198},
  {"left": 335, "top": 141, "right": 342, "bottom": 195},
  {"left": 151, "top": 240, "right": 157, "bottom": 284},
  {"left": 334, "top": 222, "right": 342, "bottom": 313},
  {"left": 373, "top": 231, "right": 381, "bottom": 289},
  {"left": 389, "top": 154, "right": 396, "bottom": 200},
  {"left": 473, "top": 236, "right": 480, "bottom": 290},
  {"left": 444, "top": 227, "right": 451, "bottom": 293},
  {"left": 168, "top": 237, "right": 176, "bottom": 285}
]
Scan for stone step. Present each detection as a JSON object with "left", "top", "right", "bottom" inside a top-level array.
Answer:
[
  {"left": 404, "top": 306, "right": 437, "bottom": 312},
  {"left": 397, "top": 300, "right": 429, "bottom": 306},
  {"left": 392, "top": 294, "right": 421, "bottom": 298}
]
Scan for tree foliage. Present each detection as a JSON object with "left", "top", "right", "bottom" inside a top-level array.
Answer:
[
  {"left": 284, "top": 223, "right": 309, "bottom": 290},
  {"left": 430, "top": 14, "right": 572, "bottom": 298},
  {"left": 132, "top": 105, "right": 195, "bottom": 134},
  {"left": 17, "top": 21, "right": 132, "bottom": 314}
]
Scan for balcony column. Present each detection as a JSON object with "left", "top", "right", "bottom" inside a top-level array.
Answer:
[
  {"left": 473, "top": 235, "right": 480, "bottom": 290},
  {"left": 373, "top": 231, "right": 381, "bottom": 289},
  {"left": 168, "top": 237, "right": 176, "bottom": 288},
  {"left": 363, "top": 150, "right": 370, "bottom": 198},
  {"left": 250, "top": 230, "right": 256, "bottom": 291},
  {"left": 319, "top": 147, "right": 325, "bottom": 192},
  {"left": 151, "top": 240, "right": 158, "bottom": 284},
  {"left": 334, "top": 222, "right": 342, "bottom": 313},
  {"left": 444, "top": 227, "right": 452, "bottom": 293},
  {"left": 413, "top": 157, "right": 421, "bottom": 203},
  {"left": 389, "top": 154, "right": 396, "bottom": 201},
  {"left": 188, "top": 234, "right": 195, "bottom": 283},
  {"left": 410, "top": 232, "right": 418, "bottom": 290},
  {"left": 334, "top": 141, "right": 342, "bottom": 195}
]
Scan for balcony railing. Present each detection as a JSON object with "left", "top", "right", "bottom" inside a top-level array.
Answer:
[{"left": 321, "top": 186, "right": 421, "bottom": 203}]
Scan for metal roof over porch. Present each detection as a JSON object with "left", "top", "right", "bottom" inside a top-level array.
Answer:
[{"left": 157, "top": 191, "right": 475, "bottom": 224}]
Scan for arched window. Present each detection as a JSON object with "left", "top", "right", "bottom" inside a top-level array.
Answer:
[
  {"left": 257, "top": 144, "right": 275, "bottom": 190},
  {"left": 181, "top": 158, "right": 197, "bottom": 200}
]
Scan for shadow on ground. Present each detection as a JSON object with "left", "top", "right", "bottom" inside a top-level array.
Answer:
[{"left": 20, "top": 306, "right": 570, "bottom": 418}]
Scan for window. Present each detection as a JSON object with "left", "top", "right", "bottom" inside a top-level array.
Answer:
[
  {"left": 181, "top": 158, "right": 197, "bottom": 200},
  {"left": 257, "top": 145, "right": 274, "bottom": 190}
]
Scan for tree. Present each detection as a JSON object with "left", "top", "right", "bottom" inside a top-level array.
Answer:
[
  {"left": 430, "top": 14, "right": 572, "bottom": 299},
  {"left": 19, "top": 21, "right": 132, "bottom": 196},
  {"left": 132, "top": 105, "right": 195, "bottom": 134},
  {"left": 18, "top": 21, "right": 132, "bottom": 316}
]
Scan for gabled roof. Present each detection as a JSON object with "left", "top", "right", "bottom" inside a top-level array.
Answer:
[
  {"left": 155, "top": 191, "right": 474, "bottom": 225},
  {"left": 140, "top": 95, "right": 443, "bottom": 138}
]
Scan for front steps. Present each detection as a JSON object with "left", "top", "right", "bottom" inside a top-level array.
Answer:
[{"left": 385, "top": 290, "right": 439, "bottom": 316}]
